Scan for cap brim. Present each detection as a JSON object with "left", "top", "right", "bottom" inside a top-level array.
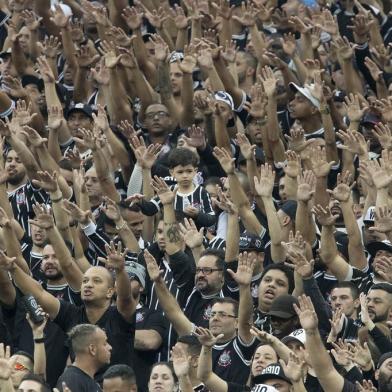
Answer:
[
  {"left": 289, "top": 83, "right": 320, "bottom": 109},
  {"left": 281, "top": 336, "right": 304, "bottom": 346},
  {"left": 366, "top": 241, "right": 392, "bottom": 257},
  {"left": 254, "top": 373, "right": 292, "bottom": 385},
  {"left": 268, "top": 310, "right": 295, "bottom": 319},
  {"left": 66, "top": 108, "right": 92, "bottom": 119}
]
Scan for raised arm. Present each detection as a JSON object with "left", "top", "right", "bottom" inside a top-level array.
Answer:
[{"left": 144, "top": 249, "right": 193, "bottom": 336}]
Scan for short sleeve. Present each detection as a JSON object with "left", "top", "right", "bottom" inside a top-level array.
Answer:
[{"left": 53, "top": 300, "right": 82, "bottom": 332}]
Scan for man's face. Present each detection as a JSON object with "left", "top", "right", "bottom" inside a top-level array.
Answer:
[
  {"left": 330, "top": 287, "right": 358, "bottom": 318},
  {"left": 5, "top": 149, "right": 26, "bottom": 186},
  {"left": 170, "top": 62, "right": 183, "bottom": 96},
  {"left": 246, "top": 118, "right": 265, "bottom": 146},
  {"left": 209, "top": 302, "right": 237, "bottom": 339},
  {"left": 367, "top": 289, "right": 392, "bottom": 323},
  {"left": 30, "top": 223, "right": 47, "bottom": 247},
  {"left": 121, "top": 209, "right": 145, "bottom": 240},
  {"left": 18, "top": 27, "right": 30, "bottom": 53},
  {"left": 373, "top": 251, "right": 392, "bottom": 280},
  {"left": 377, "top": 358, "right": 392, "bottom": 392},
  {"left": 286, "top": 340, "right": 307, "bottom": 364},
  {"left": 41, "top": 244, "right": 63, "bottom": 280},
  {"left": 195, "top": 255, "right": 223, "bottom": 295},
  {"left": 258, "top": 270, "right": 290, "bottom": 311},
  {"left": 25, "top": 84, "right": 45, "bottom": 110},
  {"left": 144, "top": 104, "right": 171, "bottom": 136},
  {"left": 67, "top": 111, "right": 92, "bottom": 135},
  {"left": 10, "top": 354, "right": 33, "bottom": 388},
  {"left": 94, "top": 328, "right": 112, "bottom": 366},
  {"left": 155, "top": 220, "right": 166, "bottom": 251},
  {"left": 17, "top": 380, "right": 42, "bottom": 392},
  {"left": 103, "top": 376, "right": 137, "bottom": 392},
  {"left": 279, "top": 177, "right": 288, "bottom": 202},
  {"left": 264, "top": 379, "right": 291, "bottom": 392},
  {"left": 85, "top": 167, "right": 102, "bottom": 202},
  {"left": 289, "top": 93, "right": 316, "bottom": 120},
  {"left": 0, "top": 55, "right": 17, "bottom": 77},
  {"left": 270, "top": 316, "right": 297, "bottom": 339},
  {"left": 81, "top": 266, "right": 114, "bottom": 304},
  {"left": 170, "top": 164, "right": 196, "bottom": 188}
]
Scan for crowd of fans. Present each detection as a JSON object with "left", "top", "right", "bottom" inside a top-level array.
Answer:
[{"left": 0, "top": 0, "right": 392, "bottom": 391}]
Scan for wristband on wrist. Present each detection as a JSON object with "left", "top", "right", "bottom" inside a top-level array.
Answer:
[
  {"left": 51, "top": 195, "right": 63, "bottom": 203},
  {"left": 34, "top": 336, "right": 45, "bottom": 344}
]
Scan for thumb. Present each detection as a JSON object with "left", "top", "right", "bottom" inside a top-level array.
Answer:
[{"left": 226, "top": 269, "right": 235, "bottom": 279}]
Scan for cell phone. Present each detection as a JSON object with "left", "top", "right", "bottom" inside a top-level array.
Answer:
[{"left": 23, "top": 295, "right": 45, "bottom": 325}]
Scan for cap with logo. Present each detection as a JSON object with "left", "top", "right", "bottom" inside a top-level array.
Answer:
[
  {"left": 268, "top": 295, "right": 299, "bottom": 319},
  {"left": 282, "top": 328, "right": 306, "bottom": 346},
  {"left": 124, "top": 261, "right": 146, "bottom": 288},
  {"left": 214, "top": 91, "right": 235, "bottom": 111},
  {"left": 253, "top": 363, "right": 292, "bottom": 385},
  {"left": 363, "top": 206, "right": 375, "bottom": 224},
  {"left": 66, "top": 103, "right": 94, "bottom": 119},
  {"left": 239, "top": 232, "right": 266, "bottom": 253}
]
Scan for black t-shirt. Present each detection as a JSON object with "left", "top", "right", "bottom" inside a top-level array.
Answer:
[
  {"left": 341, "top": 378, "right": 357, "bottom": 392},
  {"left": 134, "top": 306, "right": 168, "bottom": 392},
  {"left": 54, "top": 301, "right": 135, "bottom": 381},
  {"left": 212, "top": 335, "right": 258, "bottom": 384},
  {"left": 56, "top": 365, "right": 102, "bottom": 392}
]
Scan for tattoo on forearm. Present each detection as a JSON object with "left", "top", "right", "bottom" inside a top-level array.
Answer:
[{"left": 165, "top": 223, "right": 181, "bottom": 243}]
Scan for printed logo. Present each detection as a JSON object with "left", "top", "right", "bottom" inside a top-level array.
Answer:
[
  {"left": 218, "top": 350, "right": 232, "bottom": 367},
  {"left": 203, "top": 304, "right": 212, "bottom": 321},
  {"left": 136, "top": 311, "right": 144, "bottom": 323},
  {"left": 16, "top": 191, "right": 26, "bottom": 205}
]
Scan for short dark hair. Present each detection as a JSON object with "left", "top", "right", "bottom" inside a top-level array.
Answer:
[
  {"left": 177, "top": 335, "right": 202, "bottom": 356},
  {"left": 260, "top": 263, "right": 295, "bottom": 294},
  {"left": 211, "top": 297, "right": 239, "bottom": 317},
  {"left": 58, "top": 159, "right": 73, "bottom": 171},
  {"left": 15, "top": 350, "right": 34, "bottom": 364},
  {"left": 167, "top": 147, "right": 199, "bottom": 169},
  {"left": 200, "top": 248, "right": 225, "bottom": 270},
  {"left": 20, "top": 374, "right": 51, "bottom": 392},
  {"left": 68, "top": 324, "right": 100, "bottom": 355},
  {"left": 203, "top": 176, "right": 222, "bottom": 188},
  {"left": 370, "top": 283, "right": 392, "bottom": 295},
  {"left": 103, "top": 364, "right": 136, "bottom": 384},
  {"left": 332, "top": 281, "right": 360, "bottom": 299}
]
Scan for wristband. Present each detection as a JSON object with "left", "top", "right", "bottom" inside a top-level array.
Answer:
[
  {"left": 51, "top": 196, "right": 63, "bottom": 203},
  {"left": 34, "top": 337, "right": 45, "bottom": 344}
]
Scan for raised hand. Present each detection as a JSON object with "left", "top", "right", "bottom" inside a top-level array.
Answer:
[
  {"left": 168, "top": 5, "right": 189, "bottom": 30},
  {"left": 151, "top": 176, "right": 175, "bottom": 205},
  {"left": 171, "top": 343, "right": 190, "bottom": 378},
  {"left": 246, "top": 84, "right": 267, "bottom": 119},
  {"left": 369, "top": 206, "right": 392, "bottom": 234},
  {"left": 279, "top": 352, "right": 305, "bottom": 384},
  {"left": 106, "top": 26, "right": 132, "bottom": 48},
  {"left": 280, "top": 32, "right": 297, "bottom": 57},
  {"left": 348, "top": 341, "right": 372, "bottom": 370},
  {"left": 63, "top": 200, "right": 91, "bottom": 225},
  {"left": 285, "top": 127, "right": 314, "bottom": 153},
  {"left": 76, "top": 45, "right": 100, "bottom": 69},
  {"left": 254, "top": 164, "right": 275, "bottom": 198},
  {"left": 26, "top": 305, "right": 49, "bottom": 338},
  {"left": 294, "top": 295, "right": 318, "bottom": 331},
  {"left": 21, "top": 9, "right": 42, "bottom": 31},
  {"left": 129, "top": 136, "right": 161, "bottom": 169},
  {"left": 73, "top": 127, "right": 98, "bottom": 151},
  {"left": 330, "top": 339, "right": 353, "bottom": 367},
  {"left": 337, "top": 129, "right": 368, "bottom": 157},
  {"left": 235, "top": 133, "right": 255, "bottom": 161},
  {"left": 50, "top": 4, "right": 71, "bottom": 28},
  {"left": 2, "top": 75, "right": 27, "bottom": 98},
  {"left": 372, "top": 123, "right": 392, "bottom": 150},
  {"left": 64, "top": 147, "right": 82, "bottom": 170},
  {"left": 37, "top": 56, "right": 56, "bottom": 83},
  {"left": 328, "top": 307, "right": 344, "bottom": 339},
  {"left": 30, "top": 204, "right": 55, "bottom": 230},
  {"left": 214, "top": 187, "right": 238, "bottom": 215},
  {"left": 212, "top": 147, "right": 235, "bottom": 175},
  {"left": 232, "top": 1, "right": 256, "bottom": 27},
  {"left": 182, "top": 125, "right": 206, "bottom": 150},
  {"left": 144, "top": 249, "right": 162, "bottom": 282},
  {"left": 327, "top": 171, "right": 354, "bottom": 202},
  {"left": 149, "top": 34, "right": 169, "bottom": 62},
  {"left": 194, "top": 327, "right": 223, "bottom": 347},
  {"left": 367, "top": 154, "right": 392, "bottom": 189},
  {"left": 342, "top": 93, "right": 368, "bottom": 123},
  {"left": 137, "top": 2, "right": 168, "bottom": 30},
  {"left": 372, "top": 255, "right": 392, "bottom": 283},
  {"left": 227, "top": 252, "right": 255, "bottom": 287},
  {"left": 121, "top": 6, "right": 143, "bottom": 30},
  {"left": 283, "top": 150, "right": 301, "bottom": 179},
  {"left": 312, "top": 204, "right": 339, "bottom": 227},
  {"left": 101, "top": 197, "right": 121, "bottom": 222},
  {"left": 47, "top": 106, "right": 65, "bottom": 131},
  {"left": 374, "top": 97, "right": 392, "bottom": 123},
  {"left": 179, "top": 218, "right": 204, "bottom": 249},
  {"left": 0, "top": 344, "right": 16, "bottom": 381},
  {"left": 12, "top": 100, "right": 36, "bottom": 127},
  {"left": 20, "top": 125, "right": 47, "bottom": 147},
  {"left": 297, "top": 170, "right": 315, "bottom": 202},
  {"left": 309, "top": 145, "right": 335, "bottom": 178},
  {"left": 99, "top": 40, "right": 121, "bottom": 69},
  {"left": 118, "top": 120, "right": 140, "bottom": 141},
  {"left": 364, "top": 56, "right": 383, "bottom": 82},
  {"left": 103, "top": 241, "right": 128, "bottom": 272},
  {"left": 31, "top": 171, "right": 59, "bottom": 193},
  {"left": 355, "top": 380, "right": 377, "bottom": 392},
  {"left": 359, "top": 292, "right": 373, "bottom": 328},
  {"left": 250, "top": 326, "right": 276, "bottom": 345},
  {"left": 259, "top": 66, "right": 277, "bottom": 97},
  {"left": 0, "top": 250, "right": 16, "bottom": 272}
]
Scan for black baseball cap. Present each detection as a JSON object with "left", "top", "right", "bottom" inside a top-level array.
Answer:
[
  {"left": 239, "top": 232, "right": 266, "bottom": 252},
  {"left": 66, "top": 103, "right": 94, "bottom": 119},
  {"left": 21, "top": 75, "right": 44, "bottom": 92},
  {"left": 377, "top": 352, "right": 392, "bottom": 369},
  {"left": 268, "top": 295, "right": 299, "bottom": 319},
  {"left": 253, "top": 363, "right": 292, "bottom": 385},
  {"left": 366, "top": 240, "right": 392, "bottom": 258}
]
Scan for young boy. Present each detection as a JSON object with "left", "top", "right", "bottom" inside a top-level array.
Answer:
[{"left": 139, "top": 148, "right": 216, "bottom": 228}]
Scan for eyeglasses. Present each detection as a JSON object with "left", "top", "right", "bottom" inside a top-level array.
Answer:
[
  {"left": 14, "top": 362, "right": 29, "bottom": 372},
  {"left": 145, "top": 111, "right": 169, "bottom": 120},
  {"left": 209, "top": 311, "right": 236, "bottom": 319},
  {"left": 195, "top": 267, "right": 223, "bottom": 275}
]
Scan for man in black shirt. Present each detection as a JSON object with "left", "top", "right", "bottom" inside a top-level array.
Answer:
[
  {"left": 103, "top": 364, "right": 137, "bottom": 392},
  {"left": 0, "top": 242, "right": 137, "bottom": 381},
  {"left": 57, "top": 324, "right": 111, "bottom": 392}
]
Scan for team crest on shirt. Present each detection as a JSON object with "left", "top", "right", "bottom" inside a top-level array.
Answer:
[
  {"left": 203, "top": 304, "right": 212, "bottom": 320},
  {"left": 251, "top": 282, "right": 259, "bottom": 298},
  {"left": 218, "top": 350, "right": 232, "bottom": 367},
  {"left": 16, "top": 191, "right": 25, "bottom": 204},
  {"left": 136, "top": 311, "right": 144, "bottom": 323}
]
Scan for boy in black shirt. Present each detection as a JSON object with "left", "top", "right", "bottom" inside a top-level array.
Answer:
[{"left": 57, "top": 324, "right": 110, "bottom": 392}]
